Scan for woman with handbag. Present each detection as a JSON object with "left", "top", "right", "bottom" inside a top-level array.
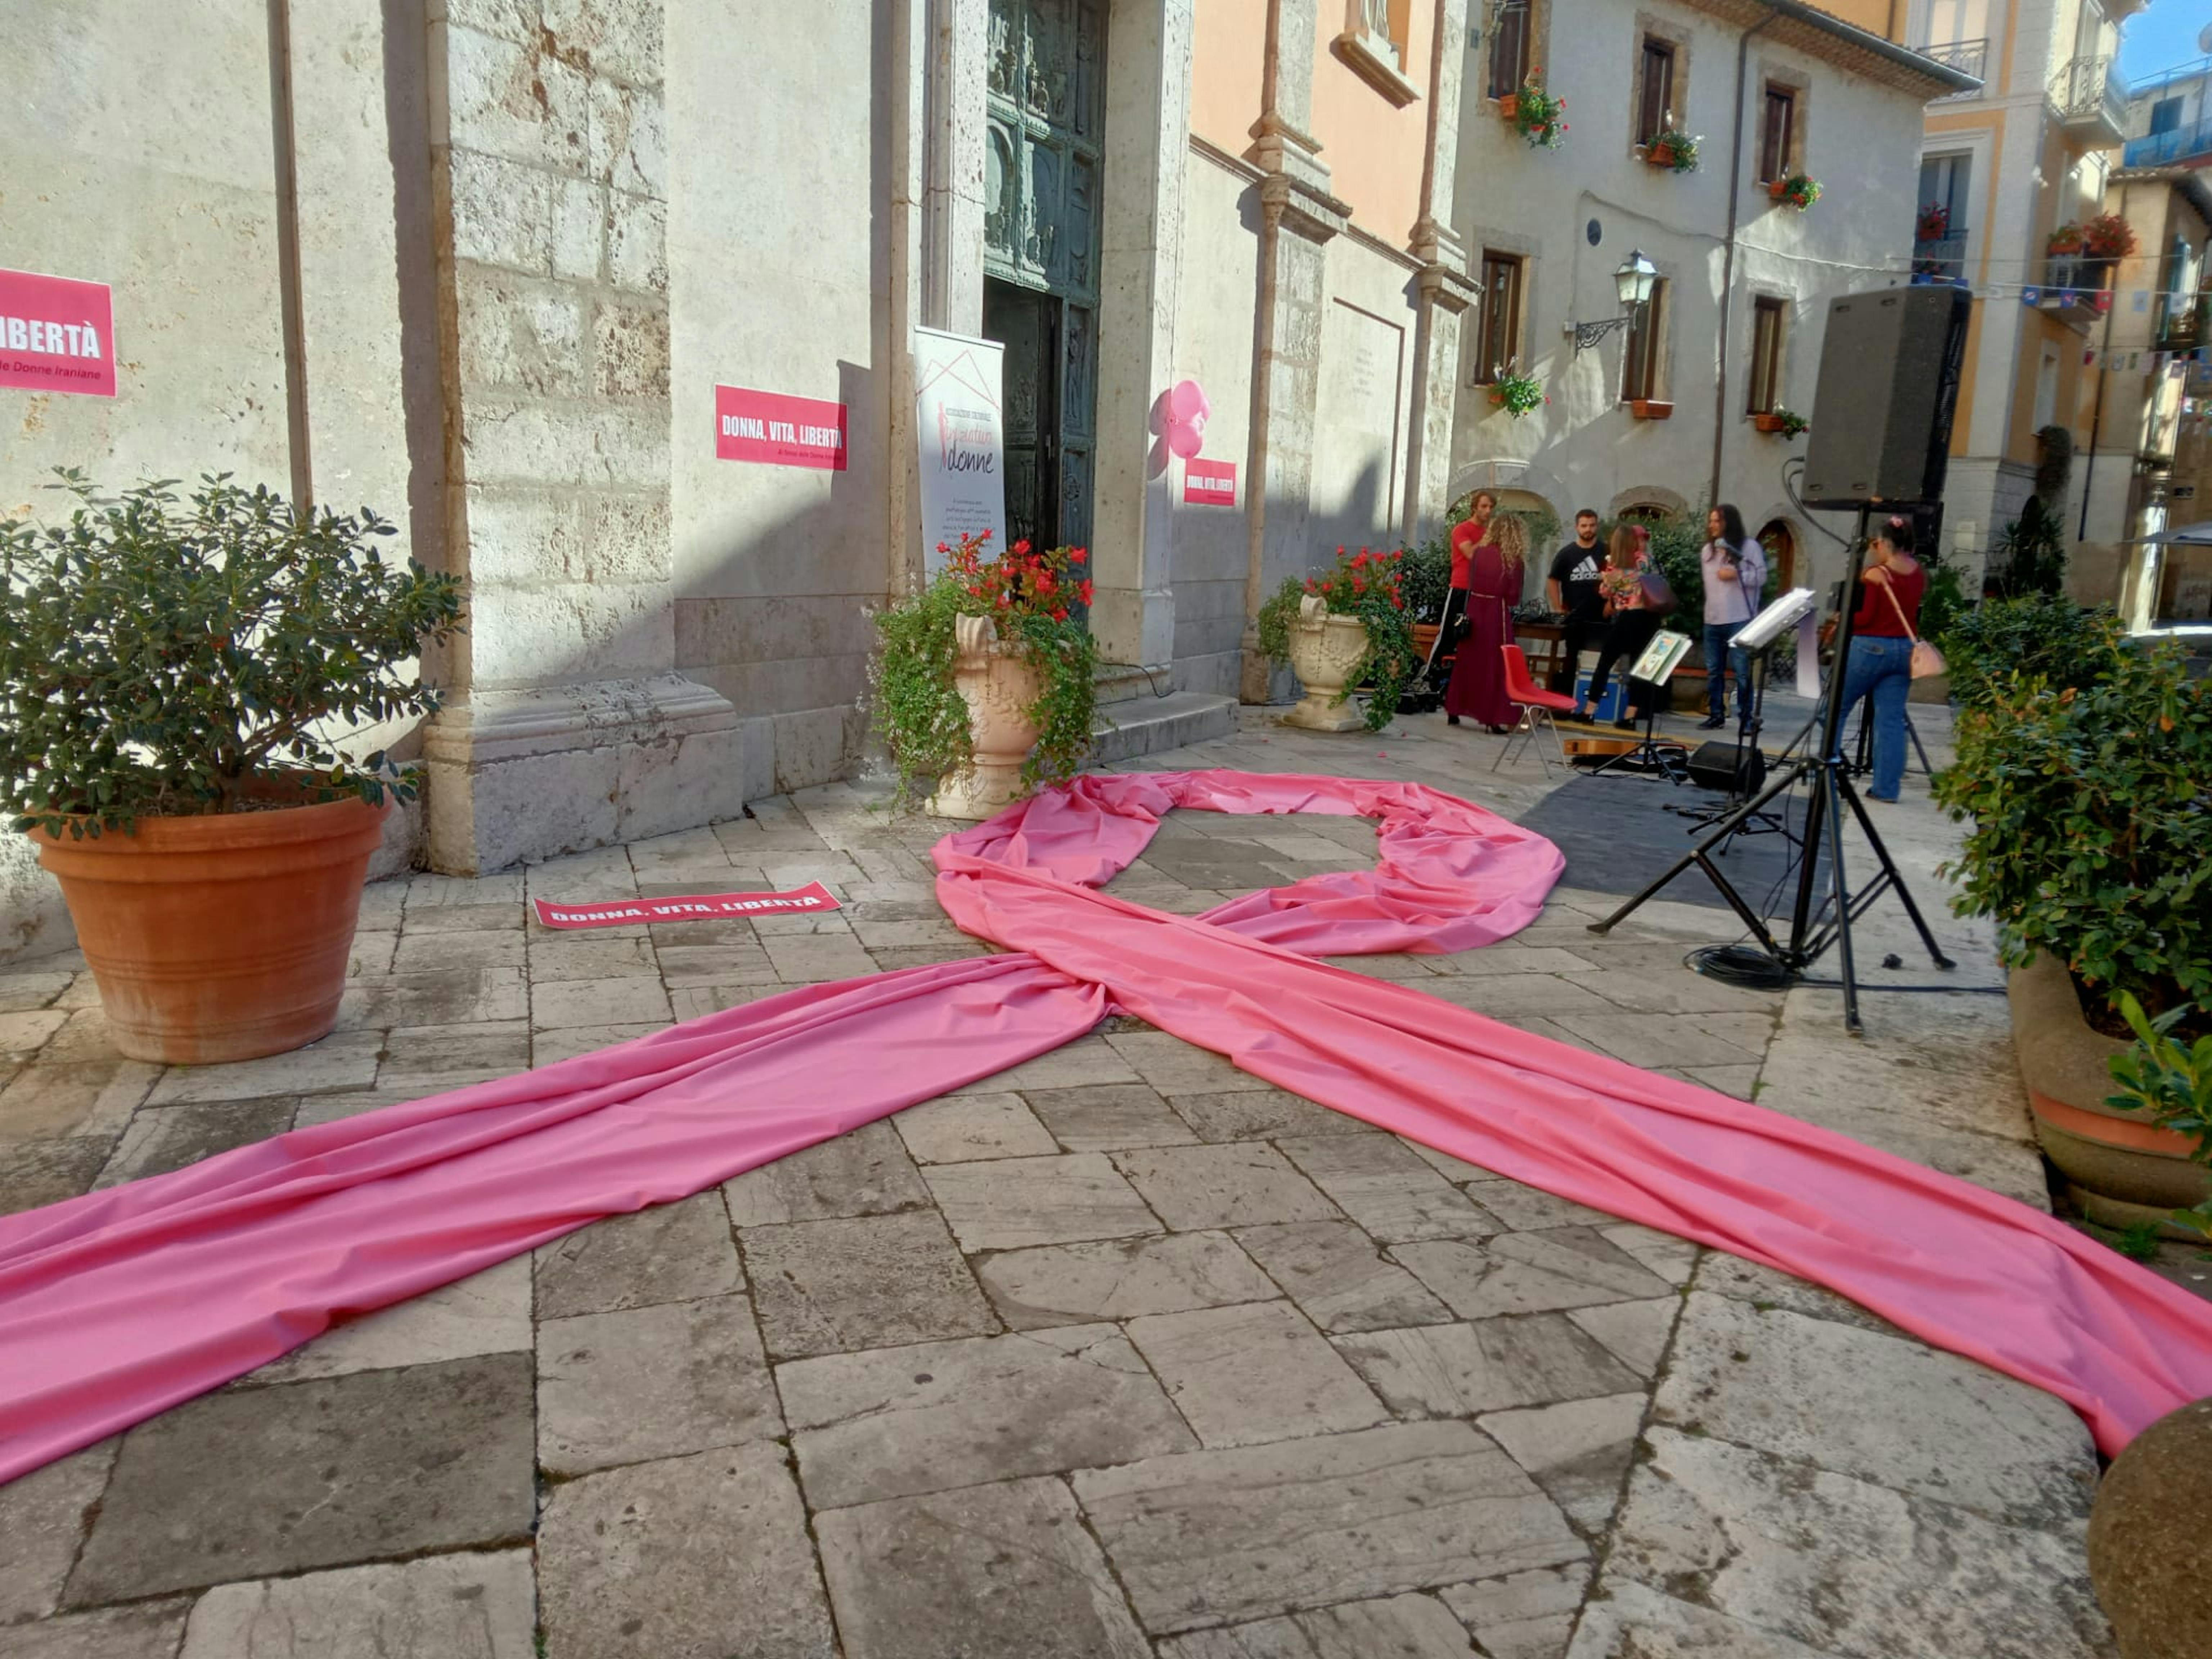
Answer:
[
  {"left": 1440, "top": 491, "right": 1521, "bottom": 733},
  {"left": 1577, "top": 525, "right": 1669, "bottom": 729},
  {"left": 1834, "top": 515, "right": 1930, "bottom": 803}
]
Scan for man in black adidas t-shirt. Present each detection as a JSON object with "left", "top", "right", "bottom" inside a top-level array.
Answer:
[{"left": 1545, "top": 509, "right": 1606, "bottom": 695}]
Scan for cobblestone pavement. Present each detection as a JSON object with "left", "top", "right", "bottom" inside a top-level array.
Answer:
[{"left": 0, "top": 704, "right": 2132, "bottom": 1658}]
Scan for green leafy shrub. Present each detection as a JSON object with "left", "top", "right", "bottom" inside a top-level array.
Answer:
[
  {"left": 1487, "top": 366, "right": 1546, "bottom": 418},
  {"left": 1935, "top": 635, "right": 2211, "bottom": 1028},
  {"left": 1, "top": 472, "right": 462, "bottom": 836},
  {"left": 1509, "top": 73, "right": 1567, "bottom": 149},
  {"left": 1917, "top": 560, "right": 1968, "bottom": 657},
  {"left": 1939, "top": 594, "right": 2119, "bottom": 709},
  {"left": 1256, "top": 547, "right": 1417, "bottom": 731},
  {"left": 1400, "top": 537, "right": 1452, "bottom": 622},
  {"left": 1991, "top": 504, "right": 2069, "bottom": 598},
  {"left": 869, "top": 532, "right": 1097, "bottom": 809},
  {"left": 2105, "top": 992, "right": 2212, "bottom": 1237}
]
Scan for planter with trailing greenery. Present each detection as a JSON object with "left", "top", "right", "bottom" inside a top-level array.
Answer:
[
  {"left": 1752, "top": 408, "right": 1809, "bottom": 438},
  {"left": 1501, "top": 72, "right": 1567, "bottom": 149},
  {"left": 870, "top": 530, "right": 1098, "bottom": 818},
  {"left": 1936, "top": 619, "right": 2211, "bottom": 1230},
  {"left": 1769, "top": 174, "right": 1821, "bottom": 210},
  {"left": 1, "top": 473, "right": 462, "bottom": 1065},
  {"left": 1487, "top": 365, "right": 1546, "bottom": 418},
  {"left": 1257, "top": 547, "right": 1416, "bottom": 732},
  {"left": 1640, "top": 126, "right": 1699, "bottom": 172}
]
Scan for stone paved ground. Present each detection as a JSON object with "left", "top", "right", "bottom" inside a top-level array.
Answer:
[{"left": 0, "top": 699, "right": 2152, "bottom": 1658}]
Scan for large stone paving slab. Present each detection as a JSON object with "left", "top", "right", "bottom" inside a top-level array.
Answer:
[
  {"left": 721, "top": 1119, "right": 931, "bottom": 1224},
  {"left": 815, "top": 1475, "right": 1152, "bottom": 1659},
  {"left": 1479, "top": 1392, "right": 1648, "bottom": 1532},
  {"left": 1274, "top": 1134, "right": 1504, "bottom": 1242},
  {"left": 1072, "top": 1420, "right": 1585, "bottom": 1633},
  {"left": 1653, "top": 1292, "right": 2096, "bottom": 1527},
  {"left": 538, "top": 1443, "right": 836, "bottom": 1659},
  {"left": 781, "top": 1326, "right": 1197, "bottom": 1510},
  {"left": 1605, "top": 1429, "right": 2112, "bottom": 1659},
  {"left": 532, "top": 1190, "right": 742, "bottom": 1318},
  {"left": 0, "top": 1602, "right": 195, "bottom": 1659},
  {"left": 974, "top": 1231, "right": 1278, "bottom": 1329},
  {"left": 68, "top": 1354, "right": 535, "bottom": 1602},
  {"left": 247, "top": 1255, "right": 532, "bottom": 1386},
  {"left": 1114, "top": 1142, "right": 1343, "bottom": 1230},
  {"left": 1123, "top": 1300, "right": 1388, "bottom": 1447},
  {"left": 1333, "top": 1314, "right": 1644, "bottom": 1419},
  {"left": 177, "top": 1550, "right": 537, "bottom": 1658},
  {"left": 0, "top": 1442, "right": 116, "bottom": 1622},
  {"left": 922, "top": 1151, "right": 1163, "bottom": 1250},
  {"left": 536, "top": 1293, "right": 782, "bottom": 1475},
  {"left": 1390, "top": 1228, "right": 1675, "bottom": 1320},
  {"left": 1159, "top": 1592, "right": 1484, "bottom": 1658},
  {"left": 740, "top": 1209, "right": 998, "bottom": 1357},
  {"left": 1233, "top": 1220, "right": 1454, "bottom": 1332}
]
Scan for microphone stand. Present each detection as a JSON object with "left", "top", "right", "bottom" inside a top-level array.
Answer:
[{"left": 1586, "top": 506, "right": 1955, "bottom": 1035}]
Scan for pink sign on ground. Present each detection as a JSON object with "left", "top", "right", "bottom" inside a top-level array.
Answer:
[
  {"left": 715, "top": 385, "right": 848, "bottom": 470},
  {"left": 1184, "top": 458, "right": 1237, "bottom": 505},
  {"left": 534, "top": 882, "right": 841, "bottom": 931},
  {"left": 0, "top": 269, "right": 117, "bottom": 399}
]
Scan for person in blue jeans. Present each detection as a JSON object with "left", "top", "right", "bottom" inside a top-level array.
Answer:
[
  {"left": 1696, "top": 504, "right": 1766, "bottom": 729},
  {"left": 1831, "top": 515, "right": 1926, "bottom": 802}
]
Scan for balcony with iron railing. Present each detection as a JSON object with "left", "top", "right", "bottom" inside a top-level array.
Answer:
[
  {"left": 1918, "top": 38, "right": 1987, "bottom": 100},
  {"left": 2123, "top": 116, "right": 2212, "bottom": 170},
  {"left": 1912, "top": 233, "right": 1969, "bottom": 280},
  {"left": 2050, "top": 56, "right": 2127, "bottom": 148}
]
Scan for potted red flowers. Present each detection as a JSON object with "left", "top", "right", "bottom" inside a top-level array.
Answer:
[{"left": 1916, "top": 202, "right": 1951, "bottom": 243}]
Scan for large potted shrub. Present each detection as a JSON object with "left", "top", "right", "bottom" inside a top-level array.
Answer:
[
  {"left": 1, "top": 473, "right": 462, "bottom": 1064},
  {"left": 1256, "top": 546, "right": 1416, "bottom": 732},
  {"left": 871, "top": 530, "right": 1097, "bottom": 817},
  {"left": 1935, "top": 622, "right": 2211, "bottom": 1228}
]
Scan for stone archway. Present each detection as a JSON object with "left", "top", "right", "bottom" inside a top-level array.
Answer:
[
  {"left": 1445, "top": 457, "right": 1566, "bottom": 519},
  {"left": 1753, "top": 512, "right": 1802, "bottom": 589},
  {"left": 1608, "top": 482, "right": 1689, "bottom": 520}
]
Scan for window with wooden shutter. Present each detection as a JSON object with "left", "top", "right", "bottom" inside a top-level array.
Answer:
[
  {"left": 1760, "top": 85, "right": 1796, "bottom": 180},
  {"left": 1637, "top": 39, "right": 1676, "bottom": 148},
  {"left": 1622, "top": 278, "right": 1668, "bottom": 402},
  {"left": 1489, "top": 0, "right": 1531, "bottom": 99},
  {"left": 1748, "top": 297, "right": 1785, "bottom": 413},
  {"left": 1473, "top": 252, "right": 1524, "bottom": 384}
]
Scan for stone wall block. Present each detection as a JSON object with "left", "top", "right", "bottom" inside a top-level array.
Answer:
[
  {"left": 588, "top": 82, "right": 666, "bottom": 198},
  {"left": 464, "top": 487, "right": 588, "bottom": 587},
  {"left": 585, "top": 493, "right": 675, "bottom": 585},
  {"left": 590, "top": 297, "right": 671, "bottom": 400},
  {"left": 551, "top": 175, "right": 608, "bottom": 282},
  {"left": 616, "top": 724, "right": 749, "bottom": 842},
  {"left": 457, "top": 268, "right": 588, "bottom": 396},
  {"left": 464, "top": 397, "right": 670, "bottom": 488},
  {"left": 449, "top": 150, "right": 559, "bottom": 275},
  {"left": 444, "top": 0, "right": 545, "bottom": 49},
  {"left": 467, "top": 582, "right": 675, "bottom": 690},
  {"left": 542, "top": 0, "right": 664, "bottom": 89},
  {"left": 430, "top": 743, "right": 622, "bottom": 874},
  {"left": 446, "top": 23, "right": 592, "bottom": 175},
  {"left": 607, "top": 191, "right": 668, "bottom": 295}
]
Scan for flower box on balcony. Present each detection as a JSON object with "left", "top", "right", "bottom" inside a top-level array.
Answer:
[
  {"left": 1752, "top": 413, "right": 1788, "bottom": 433},
  {"left": 1629, "top": 400, "right": 1673, "bottom": 421},
  {"left": 1497, "top": 93, "right": 1518, "bottom": 118}
]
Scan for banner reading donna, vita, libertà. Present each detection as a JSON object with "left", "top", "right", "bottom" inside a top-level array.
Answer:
[{"left": 913, "top": 326, "right": 1007, "bottom": 575}]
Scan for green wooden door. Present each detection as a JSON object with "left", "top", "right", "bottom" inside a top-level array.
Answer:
[{"left": 983, "top": 0, "right": 1103, "bottom": 555}]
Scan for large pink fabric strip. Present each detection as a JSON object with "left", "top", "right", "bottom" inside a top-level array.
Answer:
[{"left": 1, "top": 769, "right": 2207, "bottom": 1487}]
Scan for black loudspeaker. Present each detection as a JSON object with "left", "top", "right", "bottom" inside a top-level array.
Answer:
[
  {"left": 1686, "top": 740, "right": 1767, "bottom": 795},
  {"left": 1799, "top": 286, "right": 1971, "bottom": 510}
]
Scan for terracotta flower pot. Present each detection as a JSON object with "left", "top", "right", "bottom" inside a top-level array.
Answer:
[
  {"left": 2008, "top": 951, "right": 2211, "bottom": 1235},
  {"left": 927, "top": 613, "right": 1046, "bottom": 819},
  {"left": 1282, "top": 597, "right": 1372, "bottom": 732},
  {"left": 1752, "top": 412, "right": 1788, "bottom": 433},
  {"left": 1629, "top": 399, "right": 1673, "bottom": 421},
  {"left": 31, "top": 788, "right": 390, "bottom": 1065},
  {"left": 1497, "top": 94, "right": 1519, "bottom": 120},
  {"left": 1767, "top": 179, "right": 1786, "bottom": 199}
]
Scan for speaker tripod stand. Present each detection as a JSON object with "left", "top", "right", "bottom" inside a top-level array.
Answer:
[{"left": 1587, "top": 508, "right": 1955, "bottom": 1035}]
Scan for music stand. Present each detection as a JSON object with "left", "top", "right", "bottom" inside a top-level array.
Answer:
[
  {"left": 1587, "top": 629, "right": 1693, "bottom": 780},
  {"left": 1671, "top": 589, "right": 1816, "bottom": 845},
  {"left": 1585, "top": 514, "right": 1955, "bottom": 1035}
]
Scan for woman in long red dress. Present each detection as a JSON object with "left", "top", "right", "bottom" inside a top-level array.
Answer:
[{"left": 1442, "top": 492, "right": 1521, "bottom": 732}]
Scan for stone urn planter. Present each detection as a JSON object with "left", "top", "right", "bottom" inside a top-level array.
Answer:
[
  {"left": 2008, "top": 951, "right": 2211, "bottom": 1234},
  {"left": 927, "top": 613, "right": 1046, "bottom": 819},
  {"left": 32, "top": 788, "right": 390, "bottom": 1064},
  {"left": 2088, "top": 1398, "right": 2212, "bottom": 1659},
  {"left": 1281, "top": 596, "right": 1372, "bottom": 732}
]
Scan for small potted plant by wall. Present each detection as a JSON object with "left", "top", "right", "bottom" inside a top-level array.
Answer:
[
  {"left": 1488, "top": 363, "right": 1546, "bottom": 419},
  {"left": 1769, "top": 174, "right": 1822, "bottom": 210},
  {"left": 1936, "top": 607, "right": 2211, "bottom": 1234},
  {"left": 1752, "top": 406, "right": 1809, "bottom": 438},
  {"left": 1, "top": 472, "right": 463, "bottom": 1065},
  {"left": 2079, "top": 211, "right": 2138, "bottom": 274},
  {"left": 1915, "top": 201, "right": 1951, "bottom": 244},
  {"left": 1502, "top": 71, "right": 1567, "bottom": 149},
  {"left": 871, "top": 530, "right": 1098, "bottom": 818},
  {"left": 1640, "top": 123, "right": 1699, "bottom": 173},
  {"left": 1256, "top": 546, "right": 1417, "bottom": 732}
]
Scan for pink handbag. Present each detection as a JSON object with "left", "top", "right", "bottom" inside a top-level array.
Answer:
[{"left": 1884, "top": 580, "right": 1946, "bottom": 679}]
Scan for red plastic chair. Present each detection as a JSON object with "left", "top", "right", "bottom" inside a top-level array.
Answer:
[{"left": 1495, "top": 644, "right": 1581, "bottom": 775}]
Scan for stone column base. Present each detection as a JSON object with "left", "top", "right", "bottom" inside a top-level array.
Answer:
[{"left": 423, "top": 675, "right": 751, "bottom": 875}]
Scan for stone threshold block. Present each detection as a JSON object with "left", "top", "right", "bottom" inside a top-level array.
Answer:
[{"left": 424, "top": 675, "right": 750, "bottom": 874}]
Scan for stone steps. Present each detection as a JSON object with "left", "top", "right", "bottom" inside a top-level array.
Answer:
[{"left": 1090, "top": 691, "right": 1238, "bottom": 765}]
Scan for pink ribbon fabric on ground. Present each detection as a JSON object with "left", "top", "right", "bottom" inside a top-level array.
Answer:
[{"left": 1, "top": 769, "right": 2208, "bottom": 1487}]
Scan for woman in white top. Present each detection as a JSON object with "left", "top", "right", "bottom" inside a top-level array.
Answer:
[{"left": 1696, "top": 504, "right": 1766, "bottom": 730}]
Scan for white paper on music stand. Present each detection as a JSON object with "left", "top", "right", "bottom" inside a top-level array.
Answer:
[
  {"left": 1631, "top": 630, "right": 1694, "bottom": 685},
  {"left": 1730, "top": 587, "right": 1822, "bottom": 699}
]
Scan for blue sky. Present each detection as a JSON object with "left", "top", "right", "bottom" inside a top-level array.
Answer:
[{"left": 2119, "top": 2, "right": 2209, "bottom": 86}]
